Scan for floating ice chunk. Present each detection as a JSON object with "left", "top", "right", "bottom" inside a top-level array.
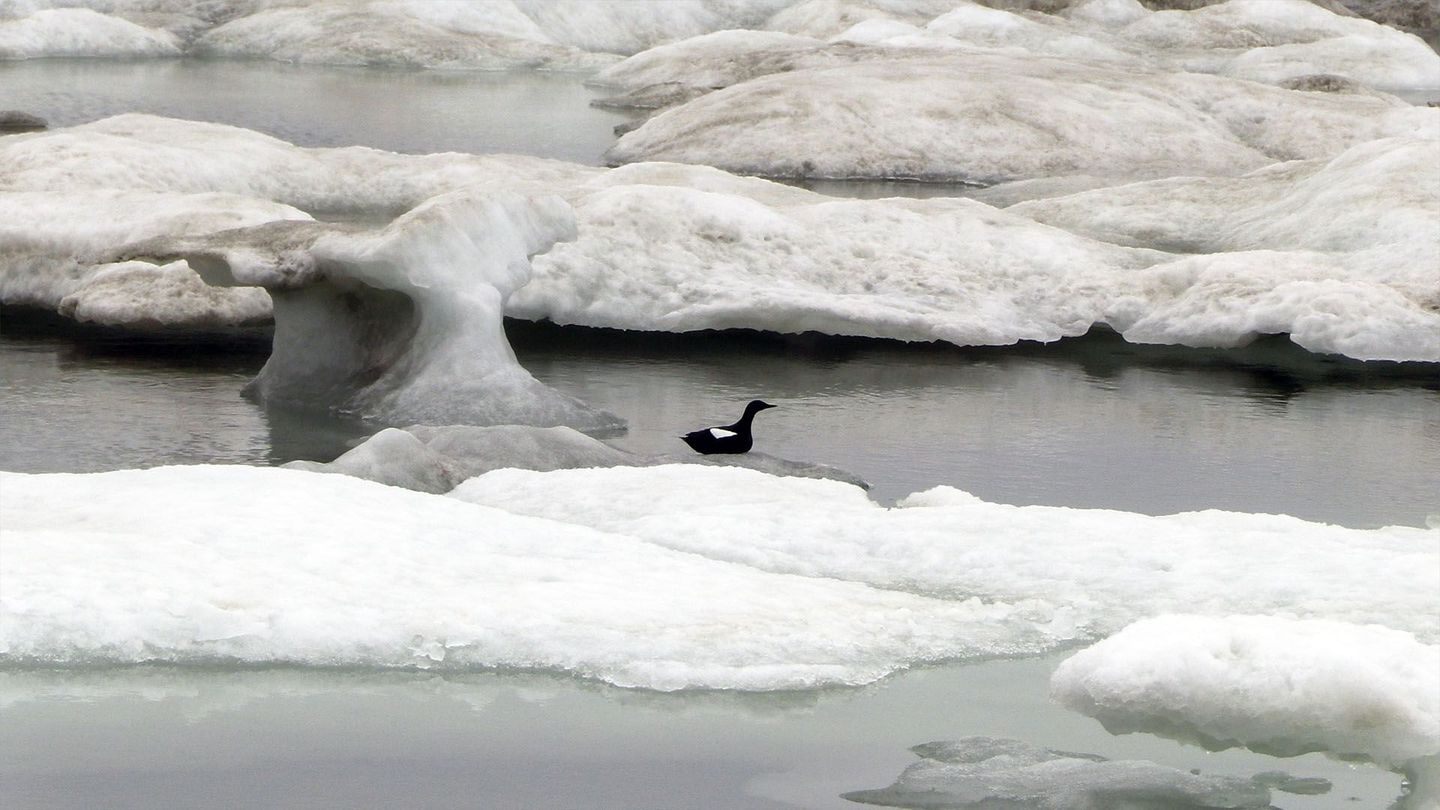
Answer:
[
  {"left": 1010, "top": 136, "right": 1440, "bottom": 360},
  {"left": 193, "top": 1, "right": 615, "bottom": 70},
  {"left": 6, "top": 116, "right": 1435, "bottom": 361},
  {"left": 450, "top": 465, "right": 1440, "bottom": 643},
  {"left": 606, "top": 55, "right": 1431, "bottom": 184},
  {"left": 126, "top": 190, "right": 623, "bottom": 431},
  {"left": 0, "top": 465, "right": 1040, "bottom": 691},
  {"left": 842, "top": 736, "right": 1273, "bottom": 809},
  {"left": 1050, "top": 615, "right": 1440, "bottom": 770},
  {"left": 590, "top": 28, "right": 827, "bottom": 102},
  {"left": 0, "top": 7, "right": 180, "bottom": 59},
  {"left": 519, "top": 177, "right": 1153, "bottom": 345},
  {"left": 763, "top": 0, "right": 960, "bottom": 39},
  {"left": 57, "top": 260, "right": 273, "bottom": 329},
  {"left": 0, "top": 189, "right": 310, "bottom": 328}
]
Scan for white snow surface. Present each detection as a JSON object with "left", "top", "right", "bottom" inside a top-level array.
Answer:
[
  {"left": 2, "top": 464, "right": 1435, "bottom": 692},
  {"left": 0, "top": 465, "right": 1051, "bottom": 691},
  {"left": 4, "top": 115, "right": 1437, "bottom": 361},
  {"left": 449, "top": 465, "right": 1440, "bottom": 644},
  {"left": 1051, "top": 615, "right": 1440, "bottom": 768}
]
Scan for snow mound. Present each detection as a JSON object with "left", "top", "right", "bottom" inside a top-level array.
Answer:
[
  {"left": 1051, "top": 615, "right": 1440, "bottom": 769},
  {"left": 606, "top": 54, "right": 1432, "bottom": 184},
  {"left": 843, "top": 736, "right": 1273, "bottom": 809},
  {"left": 192, "top": 1, "right": 615, "bottom": 70},
  {"left": 0, "top": 465, "right": 1048, "bottom": 691},
  {"left": 449, "top": 465, "right": 1440, "bottom": 644},
  {"left": 0, "top": 7, "right": 180, "bottom": 59},
  {"left": 125, "top": 189, "right": 622, "bottom": 431}
]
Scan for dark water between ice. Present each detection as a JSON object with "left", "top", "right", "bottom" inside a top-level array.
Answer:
[{"left": 3, "top": 314, "right": 1437, "bottom": 529}]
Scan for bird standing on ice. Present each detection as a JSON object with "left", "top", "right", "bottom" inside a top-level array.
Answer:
[{"left": 681, "top": 400, "right": 776, "bottom": 454}]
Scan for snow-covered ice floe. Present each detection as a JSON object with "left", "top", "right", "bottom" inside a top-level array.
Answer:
[
  {"left": 605, "top": 52, "right": 1436, "bottom": 184},
  {"left": 0, "top": 0, "right": 790, "bottom": 65},
  {"left": 843, "top": 737, "right": 1277, "bottom": 809},
  {"left": 592, "top": 0, "right": 1439, "bottom": 109},
  {"left": 1051, "top": 615, "right": 1440, "bottom": 801},
  {"left": 2, "top": 464, "right": 1434, "bottom": 692},
  {"left": 4, "top": 115, "right": 1437, "bottom": 362}
]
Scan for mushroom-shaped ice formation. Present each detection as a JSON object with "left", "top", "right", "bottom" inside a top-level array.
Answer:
[{"left": 124, "top": 189, "right": 622, "bottom": 433}]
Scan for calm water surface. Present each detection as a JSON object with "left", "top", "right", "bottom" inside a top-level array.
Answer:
[
  {"left": 3, "top": 318, "right": 1436, "bottom": 529},
  {"left": 0, "top": 58, "right": 635, "bottom": 163}
]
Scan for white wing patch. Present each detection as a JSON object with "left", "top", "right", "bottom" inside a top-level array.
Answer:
[{"left": 709, "top": 428, "right": 737, "bottom": 439}]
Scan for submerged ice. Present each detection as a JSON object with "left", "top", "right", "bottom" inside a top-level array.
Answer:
[{"left": 843, "top": 737, "right": 1275, "bottom": 809}]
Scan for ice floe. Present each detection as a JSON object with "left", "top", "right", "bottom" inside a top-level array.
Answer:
[
  {"left": 450, "top": 464, "right": 1440, "bottom": 642},
  {"left": 0, "top": 7, "right": 180, "bottom": 59},
  {"left": 4, "top": 115, "right": 1437, "bottom": 362},
  {"left": 1051, "top": 615, "right": 1440, "bottom": 767},
  {"left": 3, "top": 463, "right": 1432, "bottom": 696},
  {"left": 190, "top": 1, "right": 615, "bottom": 71},
  {"left": 605, "top": 54, "right": 1435, "bottom": 183},
  {"left": 0, "top": 465, "right": 1042, "bottom": 691},
  {"left": 0, "top": 189, "right": 308, "bottom": 328},
  {"left": 122, "top": 189, "right": 622, "bottom": 431},
  {"left": 2, "top": 0, "right": 794, "bottom": 64},
  {"left": 843, "top": 736, "right": 1275, "bottom": 809}
]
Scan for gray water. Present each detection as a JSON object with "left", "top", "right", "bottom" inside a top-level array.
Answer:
[
  {"left": 0, "top": 58, "right": 636, "bottom": 163},
  {"left": 0, "top": 656, "right": 1403, "bottom": 810},
  {"left": 3, "top": 317, "right": 1437, "bottom": 529}
]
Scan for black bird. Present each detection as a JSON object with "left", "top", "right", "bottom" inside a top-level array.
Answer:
[{"left": 680, "top": 400, "right": 776, "bottom": 455}]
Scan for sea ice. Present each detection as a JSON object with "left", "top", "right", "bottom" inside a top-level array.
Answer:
[
  {"left": 605, "top": 54, "right": 1433, "bottom": 184},
  {"left": 4, "top": 116, "right": 1436, "bottom": 361},
  {"left": 843, "top": 736, "right": 1274, "bottom": 809},
  {"left": 450, "top": 464, "right": 1440, "bottom": 644},
  {"left": 121, "top": 189, "right": 622, "bottom": 431},
  {"left": 0, "top": 7, "right": 180, "bottom": 59},
  {"left": 191, "top": 1, "right": 615, "bottom": 70},
  {"left": 0, "top": 189, "right": 309, "bottom": 328},
  {"left": 1050, "top": 615, "right": 1440, "bottom": 773},
  {"left": 0, "top": 465, "right": 1048, "bottom": 691}
]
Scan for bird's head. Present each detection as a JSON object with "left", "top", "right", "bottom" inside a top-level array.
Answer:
[{"left": 746, "top": 399, "right": 776, "bottom": 414}]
